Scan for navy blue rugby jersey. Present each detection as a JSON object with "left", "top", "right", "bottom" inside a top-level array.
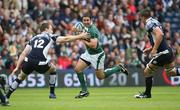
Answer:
[
  {"left": 27, "top": 32, "right": 58, "bottom": 62},
  {"left": 145, "top": 17, "right": 170, "bottom": 52}
]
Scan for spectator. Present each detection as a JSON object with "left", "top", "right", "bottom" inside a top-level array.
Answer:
[{"left": 0, "top": 0, "right": 179, "bottom": 70}]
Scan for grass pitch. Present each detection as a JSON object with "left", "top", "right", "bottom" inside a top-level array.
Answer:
[{"left": 1, "top": 87, "right": 180, "bottom": 110}]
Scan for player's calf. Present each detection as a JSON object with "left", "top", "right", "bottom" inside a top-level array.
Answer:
[
  {"left": 6, "top": 78, "right": 22, "bottom": 99},
  {"left": 49, "top": 72, "right": 57, "bottom": 99}
]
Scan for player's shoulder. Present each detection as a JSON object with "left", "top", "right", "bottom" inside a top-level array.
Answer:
[
  {"left": 49, "top": 34, "right": 59, "bottom": 42},
  {"left": 89, "top": 24, "right": 99, "bottom": 32},
  {"left": 29, "top": 33, "right": 52, "bottom": 43},
  {"left": 145, "top": 17, "right": 160, "bottom": 31},
  {"left": 90, "top": 24, "right": 98, "bottom": 29}
]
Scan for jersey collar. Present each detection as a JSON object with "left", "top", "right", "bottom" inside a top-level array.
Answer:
[
  {"left": 146, "top": 17, "right": 152, "bottom": 23},
  {"left": 42, "top": 31, "right": 49, "bottom": 34}
]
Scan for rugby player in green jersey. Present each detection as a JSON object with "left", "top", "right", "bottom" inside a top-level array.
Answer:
[{"left": 74, "top": 14, "right": 129, "bottom": 99}]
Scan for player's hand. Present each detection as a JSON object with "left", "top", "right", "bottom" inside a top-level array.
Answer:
[
  {"left": 81, "top": 37, "right": 91, "bottom": 42},
  {"left": 149, "top": 49, "right": 157, "bottom": 58},
  {"left": 143, "top": 48, "right": 152, "bottom": 55},
  {"left": 10, "top": 67, "right": 19, "bottom": 76},
  {"left": 78, "top": 32, "right": 89, "bottom": 36},
  {"left": 72, "top": 27, "right": 81, "bottom": 33},
  {"left": 78, "top": 32, "right": 91, "bottom": 41},
  {"left": 81, "top": 33, "right": 91, "bottom": 42}
]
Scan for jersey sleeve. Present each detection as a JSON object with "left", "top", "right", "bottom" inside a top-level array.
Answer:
[
  {"left": 145, "top": 20, "right": 159, "bottom": 32},
  {"left": 50, "top": 34, "right": 59, "bottom": 42},
  {"left": 27, "top": 38, "right": 34, "bottom": 46},
  {"left": 89, "top": 25, "right": 99, "bottom": 39}
]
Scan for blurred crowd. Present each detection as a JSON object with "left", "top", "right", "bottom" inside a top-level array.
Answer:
[{"left": 0, "top": 0, "right": 180, "bottom": 71}]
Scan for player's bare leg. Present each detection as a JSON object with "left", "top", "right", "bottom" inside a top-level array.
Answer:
[
  {"left": 164, "top": 62, "right": 180, "bottom": 76},
  {"left": 74, "top": 59, "right": 89, "bottom": 99}
]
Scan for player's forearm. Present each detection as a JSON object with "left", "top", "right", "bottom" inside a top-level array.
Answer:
[
  {"left": 56, "top": 35, "right": 81, "bottom": 43},
  {"left": 83, "top": 40, "right": 97, "bottom": 48},
  {"left": 16, "top": 53, "right": 26, "bottom": 69}
]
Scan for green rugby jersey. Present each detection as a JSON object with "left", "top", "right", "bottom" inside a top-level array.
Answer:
[{"left": 86, "top": 24, "right": 103, "bottom": 54}]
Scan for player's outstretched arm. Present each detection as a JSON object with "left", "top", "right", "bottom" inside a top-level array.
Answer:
[
  {"left": 11, "top": 45, "right": 31, "bottom": 76},
  {"left": 56, "top": 32, "right": 90, "bottom": 43}
]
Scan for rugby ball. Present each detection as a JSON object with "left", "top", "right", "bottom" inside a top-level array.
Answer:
[
  {"left": 74, "top": 22, "right": 88, "bottom": 32},
  {"left": 74, "top": 22, "right": 84, "bottom": 32}
]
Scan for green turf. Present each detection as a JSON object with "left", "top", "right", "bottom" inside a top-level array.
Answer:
[{"left": 1, "top": 87, "right": 180, "bottom": 110}]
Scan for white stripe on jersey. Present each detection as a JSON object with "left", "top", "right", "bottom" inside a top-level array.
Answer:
[{"left": 43, "top": 38, "right": 54, "bottom": 60}]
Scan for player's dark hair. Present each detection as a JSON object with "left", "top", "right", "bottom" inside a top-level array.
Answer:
[
  {"left": 139, "top": 8, "right": 151, "bottom": 18},
  {"left": 82, "top": 13, "right": 91, "bottom": 19},
  {"left": 40, "top": 22, "right": 50, "bottom": 32}
]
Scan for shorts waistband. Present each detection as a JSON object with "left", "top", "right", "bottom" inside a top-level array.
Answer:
[{"left": 24, "top": 57, "right": 48, "bottom": 65}]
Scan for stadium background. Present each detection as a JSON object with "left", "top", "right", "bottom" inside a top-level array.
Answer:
[{"left": 0, "top": 0, "right": 180, "bottom": 87}]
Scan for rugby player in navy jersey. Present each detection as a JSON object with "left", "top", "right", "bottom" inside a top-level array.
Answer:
[
  {"left": 134, "top": 8, "right": 180, "bottom": 98},
  {"left": 6, "top": 22, "right": 90, "bottom": 101}
]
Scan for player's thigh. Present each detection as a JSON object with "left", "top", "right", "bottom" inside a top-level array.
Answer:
[
  {"left": 35, "top": 63, "right": 51, "bottom": 73},
  {"left": 74, "top": 58, "right": 89, "bottom": 73},
  {"left": 90, "top": 52, "right": 105, "bottom": 70},
  {"left": 46, "top": 63, "right": 56, "bottom": 74},
  {"left": 95, "top": 69, "right": 105, "bottom": 80},
  {"left": 22, "top": 61, "right": 34, "bottom": 75},
  {"left": 144, "top": 62, "right": 159, "bottom": 77},
  {"left": 18, "top": 70, "right": 27, "bottom": 81},
  {"left": 164, "top": 61, "right": 176, "bottom": 76}
]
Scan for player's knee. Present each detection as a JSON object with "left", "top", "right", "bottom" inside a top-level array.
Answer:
[
  {"left": 144, "top": 63, "right": 156, "bottom": 77},
  {"left": 144, "top": 68, "right": 153, "bottom": 77},
  {"left": 74, "top": 67, "right": 82, "bottom": 73},
  {"left": 50, "top": 65, "right": 56, "bottom": 73},
  {"left": 51, "top": 67, "right": 56, "bottom": 73},
  {"left": 18, "top": 72, "right": 27, "bottom": 81},
  {"left": 96, "top": 74, "right": 105, "bottom": 80},
  {"left": 143, "top": 69, "right": 149, "bottom": 76},
  {"left": 165, "top": 67, "right": 176, "bottom": 76}
]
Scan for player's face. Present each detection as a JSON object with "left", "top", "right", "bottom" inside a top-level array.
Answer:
[
  {"left": 48, "top": 25, "right": 53, "bottom": 34},
  {"left": 82, "top": 17, "right": 91, "bottom": 27}
]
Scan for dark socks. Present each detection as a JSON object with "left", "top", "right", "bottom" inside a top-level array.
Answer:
[
  {"left": 145, "top": 76, "right": 153, "bottom": 95},
  {"left": 49, "top": 73, "right": 56, "bottom": 94},
  {"left": 6, "top": 78, "right": 22, "bottom": 98}
]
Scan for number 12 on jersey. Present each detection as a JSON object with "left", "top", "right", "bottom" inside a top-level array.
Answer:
[{"left": 34, "top": 39, "right": 44, "bottom": 48}]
